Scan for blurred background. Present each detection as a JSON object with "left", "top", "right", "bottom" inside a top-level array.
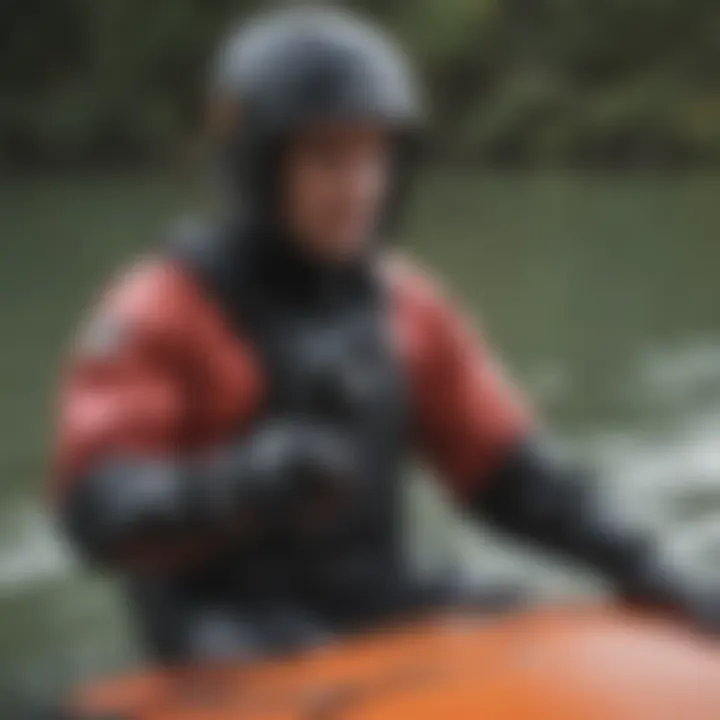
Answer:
[{"left": 2, "top": 0, "right": 720, "bottom": 703}]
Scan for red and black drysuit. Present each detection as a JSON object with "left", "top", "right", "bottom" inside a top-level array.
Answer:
[{"left": 50, "top": 221, "right": 665, "bottom": 661}]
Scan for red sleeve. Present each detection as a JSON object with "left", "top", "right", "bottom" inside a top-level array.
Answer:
[
  {"left": 51, "top": 258, "right": 265, "bottom": 504},
  {"left": 389, "top": 258, "right": 530, "bottom": 499},
  {"left": 50, "top": 261, "right": 196, "bottom": 500}
]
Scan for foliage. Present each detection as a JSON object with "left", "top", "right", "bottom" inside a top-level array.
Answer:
[{"left": 1, "top": 0, "right": 719, "bottom": 169}]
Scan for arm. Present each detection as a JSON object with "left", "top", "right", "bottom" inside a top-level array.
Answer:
[
  {"left": 398, "top": 265, "right": 660, "bottom": 594},
  {"left": 52, "top": 264, "right": 350, "bottom": 570},
  {"left": 51, "top": 264, "right": 225, "bottom": 568},
  {"left": 399, "top": 263, "right": 720, "bottom": 630},
  {"left": 58, "top": 419, "right": 352, "bottom": 570},
  {"left": 476, "top": 439, "right": 654, "bottom": 596}
]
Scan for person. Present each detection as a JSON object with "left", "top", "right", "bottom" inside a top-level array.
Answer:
[{"left": 50, "top": 7, "right": 717, "bottom": 663}]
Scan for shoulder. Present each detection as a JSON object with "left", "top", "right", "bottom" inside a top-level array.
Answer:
[
  {"left": 91, "top": 214, "right": 232, "bottom": 336},
  {"left": 379, "top": 252, "right": 477, "bottom": 382},
  {"left": 92, "top": 257, "right": 202, "bottom": 331},
  {"left": 75, "top": 256, "right": 216, "bottom": 360},
  {"left": 381, "top": 251, "right": 466, "bottom": 330},
  {"left": 382, "top": 249, "right": 439, "bottom": 298}
]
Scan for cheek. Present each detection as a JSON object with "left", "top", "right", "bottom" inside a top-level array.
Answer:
[
  {"left": 355, "top": 160, "right": 391, "bottom": 212},
  {"left": 285, "top": 163, "right": 334, "bottom": 226},
  {"left": 329, "top": 160, "right": 392, "bottom": 232}
]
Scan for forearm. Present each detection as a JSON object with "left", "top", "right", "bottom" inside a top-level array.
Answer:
[
  {"left": 59, "top": 419, "right": 354, "bottom": 569},
  {"left": 59, "top": 429, "right": 289, "bottom": 568},
  {"left": 474, "top": 438, "right": 658, "bottom": 595},
  {"left": 61, "top": 458, "right": 199, "bottom": 567}
]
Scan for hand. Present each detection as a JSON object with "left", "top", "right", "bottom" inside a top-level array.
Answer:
[
  {"left": 201, "top": 419, "right": 360, "bottom": 527},
  {"left": 655, "top": 574, "right": 720, "bottom": 635},
  {"left": 621, "top": 553, "right": 720, "bottom": 635}
]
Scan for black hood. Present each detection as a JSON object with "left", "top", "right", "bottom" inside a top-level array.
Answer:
[{"left": 171, "top": 212, "right": 376, "bottom": 312}]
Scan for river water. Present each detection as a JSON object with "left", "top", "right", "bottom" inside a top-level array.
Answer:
[{"left": 1, "top": 172, "right": 719, "bottom": 699}]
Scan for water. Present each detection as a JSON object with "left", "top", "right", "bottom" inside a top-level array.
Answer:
[{"left": 1, "top": 171, "right": 720, "bottom": 698}]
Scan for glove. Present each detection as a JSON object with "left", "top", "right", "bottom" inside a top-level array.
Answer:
[
  {"left": 198, "top": 419, "right": 360, "bottom": 529},
  {"left": 676, "top": 581, "right": 720, "bottom": 634},
  {"left": 621, "top": 551, "right": 720, "bottom": 634},
  {"left": 60, "top": 419, "right": 358, "bottom": 565}
]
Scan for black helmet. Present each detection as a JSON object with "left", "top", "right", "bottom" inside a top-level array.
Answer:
[{"left": 208, "top": 6, "right": 425, "bottom": 227}]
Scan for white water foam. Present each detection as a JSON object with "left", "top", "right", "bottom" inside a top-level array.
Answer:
[{"left": 0, "top": 504, "right": 74, "bottom": 598}]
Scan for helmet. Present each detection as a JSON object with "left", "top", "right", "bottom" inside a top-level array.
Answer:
[{"left": 208, "top": 6, "right": 425, "bottom": 227}]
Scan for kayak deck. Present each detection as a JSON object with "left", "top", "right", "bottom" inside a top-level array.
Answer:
[{"left": 67, "top": 605, "right": 720, "bottom": 719}]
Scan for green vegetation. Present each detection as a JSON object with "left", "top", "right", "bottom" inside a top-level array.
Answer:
[{"left": 2, "top": 0, "right": 720, "bottom": 169}]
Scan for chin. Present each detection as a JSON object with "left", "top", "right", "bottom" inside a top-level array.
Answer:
[{"left": 317, "top": 234, "right": 367, "bottom": 263}]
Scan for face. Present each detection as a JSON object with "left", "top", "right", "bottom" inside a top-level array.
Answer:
[{"left": 281, "top": 121, "right": 393, "bottom": 262}]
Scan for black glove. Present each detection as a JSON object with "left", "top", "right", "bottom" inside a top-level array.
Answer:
[
  {"left": 62, "top": 419, "right": 359, "bottom": 565},
  {"left": 670, "top": 580, "right": 720, "bottom": 634},
  {"left": 621, "top": 550, "right": 720, "bottom": 634},
  {"left": 199, "top": 418, "right": 360, "bottom": 528}
]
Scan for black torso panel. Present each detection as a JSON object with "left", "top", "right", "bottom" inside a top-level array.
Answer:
[{"left": 172, "top": 221, "right": 411, "bottom": 623}]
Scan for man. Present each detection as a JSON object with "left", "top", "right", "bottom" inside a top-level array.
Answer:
[{"left": 51, "top": 8, "right": 715, "bottom": 662}]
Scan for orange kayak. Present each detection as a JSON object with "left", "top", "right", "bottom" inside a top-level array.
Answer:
[{"left": 66, "top": 605, "right": 720, "bottom": 720}]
